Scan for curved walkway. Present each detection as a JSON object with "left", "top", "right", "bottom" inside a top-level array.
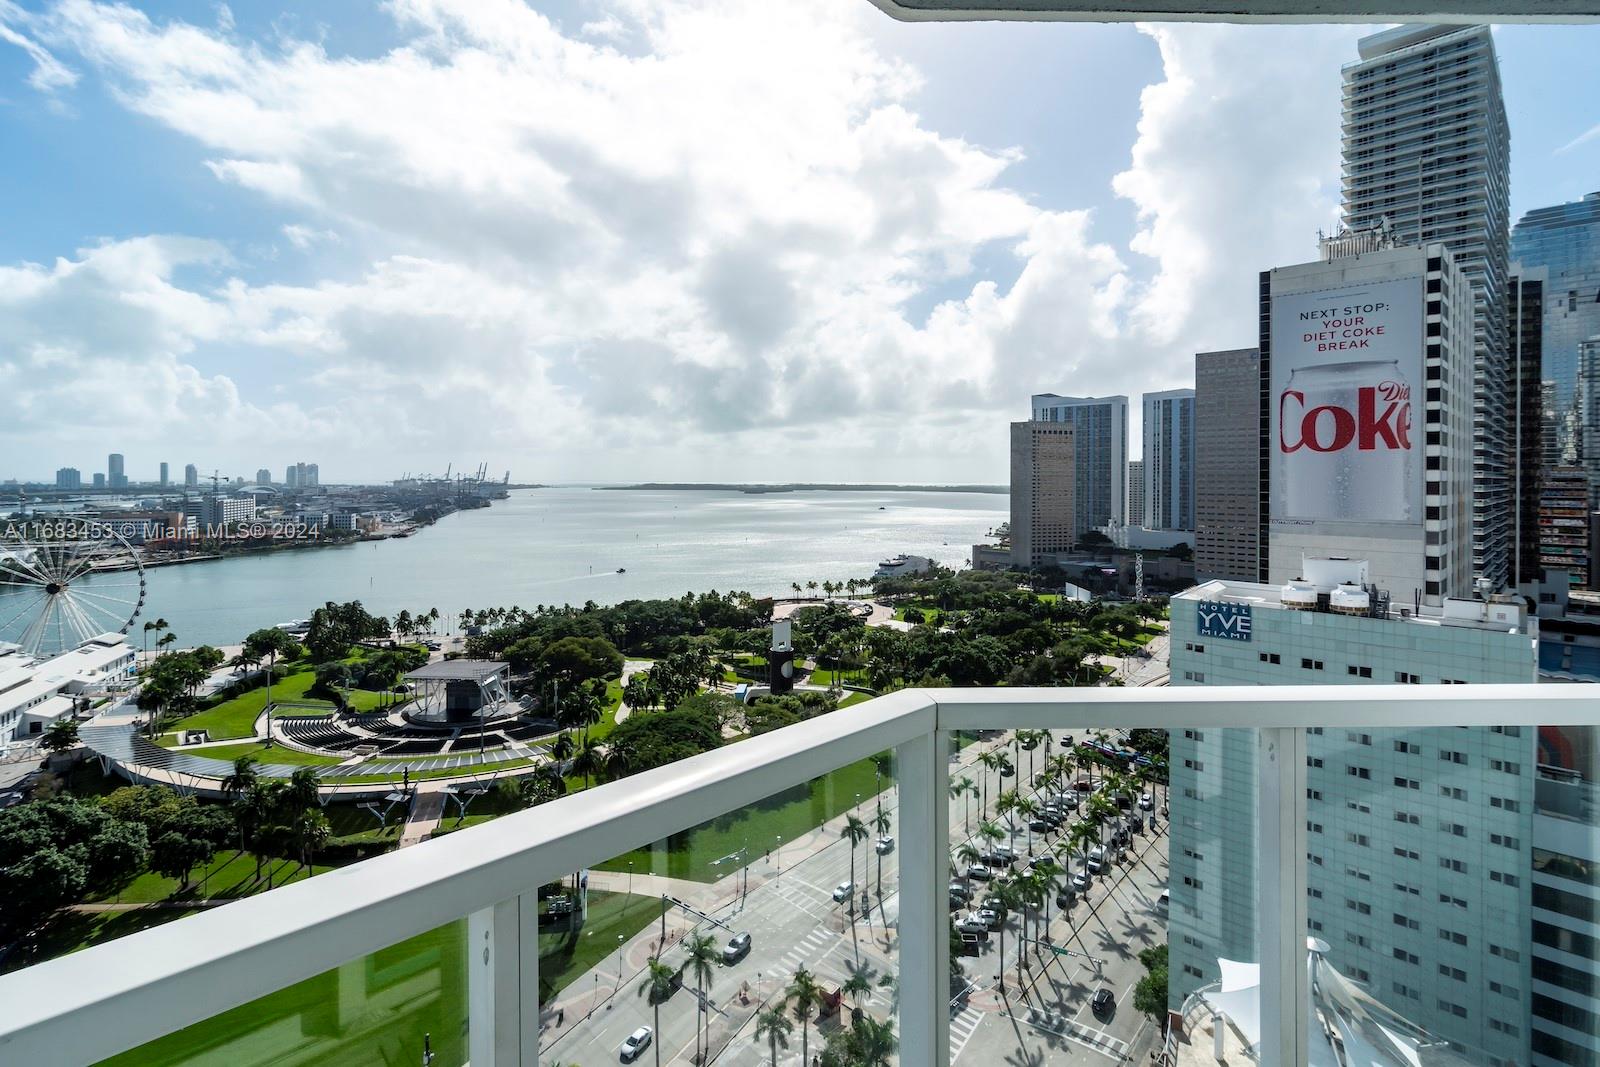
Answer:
[{"left": 610, "top": 659, "right": 654, "bottom": 726}]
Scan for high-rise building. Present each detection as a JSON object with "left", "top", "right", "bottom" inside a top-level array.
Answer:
[
  {"left": 1029, "top": 394, "right": 1127, "bottom": 536},
  {"left": 1169, "top": 576, "right": 1538, "bottom": 1065},
  {"left": 305, "top": 463, "right": 319, "bottom": 487},
  {"left": 1142, "top": 389, "right": 1195, "bottom": 531},
  {"left": 158, "top": 462, "right": 169, "bottom": 488},
  {"left": 1126, "top": 460, "right": 1145, "bottom": 526},
  {"left": 107, "top": 453, "right": 127, "bottom": 490},
  {"left": 1008, "top": 421, "right": 1075, "bottom": 569},
  {"left": 184, "top": 464, "right": 198, "bottom": 488},
  {"left": 256, "top": 468, "right": 272, "bottom": 486},
  {"left": 54, "top": 468, "right": 80, "bottom": 490},
  {"left": 1512, "top": 191, "right": 1600, "bottom": 466},
  {"left": 1537, "top": 467, "right": 1591, "bottom": 587},
  {"left": 1342, "top": 24, "right": 1511, "bottom": 588},
  {"left": 1581, "top": 338, "right": 1600, "bottom": 495},
  {"left": 92, "top": 473, "right": 106, "bottom": 489},
  {"left": 1195, "top": 348, "right": 1260, "bottom": 581},
  {"left": 1263, "top": 241, "right": 1473, "bottom": 608},
  {"left": 1512, "top": 268, "right": 1547, "bottom": 587},
  {"left": 285, "top": 464, "right": 299, "bottom": 489}
]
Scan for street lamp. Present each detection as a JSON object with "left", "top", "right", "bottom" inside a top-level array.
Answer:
[
  {"left": 616, "top": 934, "right": 625, "bottom": 991},
  {"left": 626, "top": 859, "right": 634, "bottom": 905},
  {"left": 775, "top": 834, "right": 782, "bottom": 875}
]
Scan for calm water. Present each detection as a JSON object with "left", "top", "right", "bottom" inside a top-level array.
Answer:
[{"left": 3, "top": 488, "right": 1005, "bottom": 649}]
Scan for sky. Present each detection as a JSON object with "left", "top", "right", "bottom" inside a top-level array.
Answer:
[{"left": 0, "top": 2, "right": 1597, "bottom": 486}]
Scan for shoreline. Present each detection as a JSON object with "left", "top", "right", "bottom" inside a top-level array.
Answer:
[{"left": 598, "top": 482, "right": 1007, "bottom": 495}]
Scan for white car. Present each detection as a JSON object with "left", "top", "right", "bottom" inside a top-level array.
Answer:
[
  {"left": 875, "top": 835, "right": 895, "bottom": 855},
  {"left": 620, "top": 1025, "right": 653, "bottom": 1062},
  {"left": 832, "top": 880, "right": 854, "bottom": 902},
  {"left": 1157, "top": 889, "right": 1170, "bottom": 912},
  {"left": 1139, "top": 792, "right": 1154, "bottom": 811}
]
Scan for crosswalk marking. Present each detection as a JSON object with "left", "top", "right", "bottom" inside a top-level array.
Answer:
[
  {"left": 1010, "top": 1005, "right": 1131, "bottom": 1059},
  {"left": 949, "top": 1004, "right": 985, "bottom": 1063}
]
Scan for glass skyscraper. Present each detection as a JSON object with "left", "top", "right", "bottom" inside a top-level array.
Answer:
[
  {"left": 1512, "top": 191, "right": 1600, "bottom": 474},
  {"left": 1028, "top": 393, "right": 1127, "bottom": 536}
]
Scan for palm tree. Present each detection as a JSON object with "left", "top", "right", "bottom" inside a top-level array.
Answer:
[
  {"left": 785, "top": 966, "right": 822, "bottom": 1066},
  {"left": 1014, "top": 795, "right": 1041, "bottom": 856},
  {"left": 995, "top": 789, "right": 1019, "bottom": 845},
  {"left": 790, "top": 581, "right": 802, "bottom": 599},
  {"left": 978, "top": 820, "right": 1004, "bottom": 861},
  {"left": 686, "top": 931, "right": 719, "bottom": 1062},
  {"left": 754, "top": 1004, "right": 793, "bottom": 1066},
  {"left": 990, "top": 875, "right": 1023, "bottom": 992},
  {"left": 805, "top": 579, "right": 818, "bottom": 599},
  {"left": 291, "top": 809, "right": 330, "bottom": 871},
  {"left": 840, "top": 1016, "right": 897, "bottom": 1067},
  {"left": 221, "top": 755, "right": 259, "bottom": 800},
  {"left": 871, "top": 806, "right": 891, "bottom": 904},
  {"left": 841, "top": 814, "right": 869, "bottom": 959},
  {"left": 637, "top": 958, "right": 676, "bottom": 1067},
  {"left": 841, "top": 967, "right": 872, "bottom": 1019},
  {"left": 572, "top": 734, "right": 605, "bottom": 789},
  {"left": 952, "top": 776, "right": 976, "bottom": 835},
  {"left": 954, "top": 842, "right": 982, "bottom": 884},
  {"left": 976, "top": 751, "right": 1003, "bottom": 820}
]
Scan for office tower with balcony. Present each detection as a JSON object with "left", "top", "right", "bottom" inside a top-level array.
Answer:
[
  {"left": 1512, "top": 267, "right": 1548, "bottom": 587},
  {"left": 1512, "top": 192, "right": 1600, "bottom": 468},
  {"left": 1263, "top": 240, "right": 1474, "bottom": 608},
  {"left": 1343, "top": 24, "right": 1510, "bottom": 589},
  {"left": 1143, "top": 389, "right": 1195, "bottom": 531},
  {"left": 54, "top": 468, "right": 80, "bottom": 490},
  {"left": 1538, "top": 467, "right": 1592, "bottom": 588},
  {"left": 1029, "top": 394, "right": 1127, "bottom": 538},
  {"left": 1195, "top": 348, "right": 1261, "bottom": 582},
  {"left": 1170, "top": 572, "right": 1539, "bottom": 1065},
  {"left": 1008, "top": 421, "right": 1075, "bottom": 568},
  {"left": 107, "top": 453, "right": 127, "bottom": 490},
  {"left": 1127, "top": 459, "right": 1145, "bottom": 526},
  {"left": 184, "top": 463, "right": 198, "bottom": 488}
]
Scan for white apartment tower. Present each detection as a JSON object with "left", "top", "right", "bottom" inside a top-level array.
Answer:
[
  {"left": 1263, "top": 241, "right": 1474, "bottom": 608},
  {"left": 1342, "top": 24, "right": 1511, "bottom": 588}
]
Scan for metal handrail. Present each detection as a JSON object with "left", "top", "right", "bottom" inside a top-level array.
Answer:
[{"left": 0, "top": 684, "right": 1593, "bottom": 1064}]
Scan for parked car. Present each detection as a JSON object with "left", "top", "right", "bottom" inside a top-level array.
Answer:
[
  {"left": 981, "top": 894, "right": 1007, "bottom": 914},
  {"left": 949, "top": 880, "right": 970, "bottom": 902},
  {"left": 1086, "top": 855, "right": 1105, "bottom": 874},
  {"left": 985, "top": 851, "right": 1015, "bottom": 868},
  {"left": 875, "top": 835, "right": 895, "bottom": 855},
  {"left": 832, "top": 881, "right": 854, "bottom": 902},
  {"left": 1056, "top": 888, "right": 1076, "bottom": 909},
  {"left": 967, "top": 864, "right": 994, "bottom": 881},
  {"left": 1070, "top": 871, "right": 1091, "bottom": 892},
  {"left": 956, "top": 914, "right": 989, "bottom": 935},
  {"left": 1027, "top": 855, "right": 1059, "bottom": 874},
  {"left": 1091, "top": 988, "right": 1115, "bottom": 1017},
  {"left": 1029, "top": 818, "right": 1052, "bottom": 833},
  {"left": 977, "top": 907, "right": 1002, "bottom": 930},
  {"left": 1157, "top": 889, "right": 1170, "bottom": 913},
  {"left": 999, "top": 761, "right": 1015, "bottom": 777},
  {"left": 992, "top": 844, "right": 1016, "bottom": 861},
  {"left": 620, "top": 1026, "right": 654, "bottom": 1062},
  {"left": 1139, "top": 792, "right": 1155, "bottom": 811},
  {"left": 723, "top": 932, "right": 752, "bottom": 964}
]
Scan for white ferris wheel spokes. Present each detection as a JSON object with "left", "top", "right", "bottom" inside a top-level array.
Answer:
[{"left": 0, "top": 524, "right": 147, "bottom": 658}]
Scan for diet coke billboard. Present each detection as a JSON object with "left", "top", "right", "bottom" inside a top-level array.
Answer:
[{"left": 1270, "top": 277, "right": 1423, "bottom": 525}]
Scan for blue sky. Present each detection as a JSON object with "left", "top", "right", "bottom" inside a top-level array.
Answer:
[{"left": 0, "top": 2, "right": 1596, "bottom": 484}]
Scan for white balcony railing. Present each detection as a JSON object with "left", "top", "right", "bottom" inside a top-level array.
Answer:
[{"left": 0, "top": 684, "right": 1595, "bottom": 1066}]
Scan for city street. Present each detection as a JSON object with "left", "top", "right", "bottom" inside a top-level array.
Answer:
[{"left": 541, "top": 728, "right": 1169, "bottom": 1066}]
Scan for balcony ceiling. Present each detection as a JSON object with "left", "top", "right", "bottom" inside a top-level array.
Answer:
[{"left": 865, "top": 0, "right": 1600, "bottom": 22}]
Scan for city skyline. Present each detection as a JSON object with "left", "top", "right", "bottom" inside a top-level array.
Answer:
[{"left": 1, "top": 5, "right": 1598, "bottom": 482}]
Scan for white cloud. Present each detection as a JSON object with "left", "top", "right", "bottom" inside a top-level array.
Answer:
[
  {"left": 1, "top": 1, "right": 1360, "bottom": 481},
  {"left": 0, "top": 0, "right": 77, "bottom": 91}
]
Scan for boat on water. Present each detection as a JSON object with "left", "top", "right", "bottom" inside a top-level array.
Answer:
[{"left": 616, "top": 567, "right": 627, "bottom": 574}]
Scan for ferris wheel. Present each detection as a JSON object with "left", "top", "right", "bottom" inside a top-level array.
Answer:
[{"left": 0, "top": 524, "right": 146, "bottom": 658}]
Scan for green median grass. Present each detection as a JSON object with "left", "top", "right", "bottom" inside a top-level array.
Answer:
[
  {"left": 537, "top": 890, "right": 657, "bottom": 1000},
  {"left": 593, "top": 755, "right": 894, "bottom": 883}
]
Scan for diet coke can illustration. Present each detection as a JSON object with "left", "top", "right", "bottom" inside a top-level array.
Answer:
[{"left": 1275, "top": 359, "right": 1415, "bottom": 523}]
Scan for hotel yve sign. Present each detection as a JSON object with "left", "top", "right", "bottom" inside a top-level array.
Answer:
[{"left": 1196, "top": 601, "right": 1252, "bottom": 642}]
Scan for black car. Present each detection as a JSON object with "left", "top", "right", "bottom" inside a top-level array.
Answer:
[
  {"left": 1092, "top": 988, "right": 1115, "bottom": 1016},
  {"left": 1029, "top": 818, "right": 1052, "bottom": 833}
]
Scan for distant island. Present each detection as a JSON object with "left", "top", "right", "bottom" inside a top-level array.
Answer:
[{"left": 600, "top": 482, "right": 1007, "bottom": 495}]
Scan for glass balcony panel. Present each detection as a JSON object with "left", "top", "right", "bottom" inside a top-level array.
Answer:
[
  {"left": 1303, "top": 723, "right": 1600, "bottom": 1067},
  {"left": 541, "top": 752, "right": 900, "bottom": 1065},
  {"left": 95, "top": 919, "right": 468, "bottom": 1067},
  {"left": 947, "top": 726, "right": 1189, "bottom": 1065}
]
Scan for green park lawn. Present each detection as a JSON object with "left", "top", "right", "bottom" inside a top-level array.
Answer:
[
  {"left": 594, "top": 754, "right": 893, "bottom": 882},
  {"left": 96, "top": 920, "right": 469, "bottom": 1067},
  {"left": 537, "top": 890, "right": 657, "bottom": 1000},
  {"left": 157, "top": 652, "right": 405, "bottom": 745},
  {"left": 84, "top": 849, "right": 334, "bottom": 907},
  {"left": 187, "top": 741, "right": 347, "bottom": 766}
]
